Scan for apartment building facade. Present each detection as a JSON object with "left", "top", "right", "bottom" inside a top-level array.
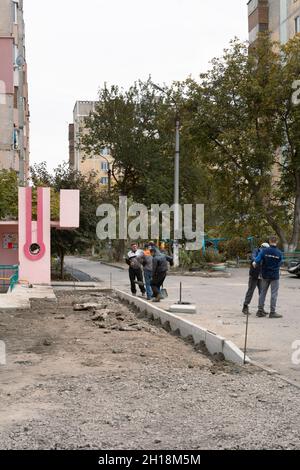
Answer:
[
  {"left": 248, "top": 0, "right": 300, "bottom": 43},
  {"left": 69, "top": 101, "right": 114, "bottom": 187},
  {"left": 0, "top": 0, "right": 29, "bottom": 182}
]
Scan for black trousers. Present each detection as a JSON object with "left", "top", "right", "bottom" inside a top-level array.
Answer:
[
  {"left": 151, "top": 272, "right": 167, "bottom": 298},
  {"left": 244, "top": 276, "right": 262, "bottom": 306},
  {"left": 129, "top": 267, "right": 145, "bottom": 294}
]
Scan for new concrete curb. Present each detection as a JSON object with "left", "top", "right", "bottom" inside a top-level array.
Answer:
[
  {"left": 114, "top": 289, "right": 249, "bottom": 366},
  {"left": 169, "top": 271, "right": 231, "bottom": 278},
  {"left": 99, "top": 261, "right": 126, "bottom": 271},
  {"left": 51, "top": 281, "right": 102, "bottom": 288}
]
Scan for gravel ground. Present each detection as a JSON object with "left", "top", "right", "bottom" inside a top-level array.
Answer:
[{"left": 0, "top": 289, "right": 300, "bottom": 450}]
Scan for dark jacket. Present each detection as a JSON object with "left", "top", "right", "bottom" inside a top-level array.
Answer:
[
  {"left": 255, "top": 246, "right": 283, "bottom": 280},
  {"left": 125, "top": 250, "right": 143, "bottom": 270},
  {"left": 152, "top": 253, "right": 173, "bottom": 276},
  {"left": 249, "top": 248, "right": 263, "bottom": 279}
]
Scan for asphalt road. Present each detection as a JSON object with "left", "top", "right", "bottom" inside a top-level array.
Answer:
[{"left": 65, "top": 256, "right": 300, "bottom": 385}]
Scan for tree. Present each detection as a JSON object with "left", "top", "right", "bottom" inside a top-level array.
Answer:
[
  {"left": 80, "top": 78, "right": 216, "bottom": 258},
  {"left": 81, "top": 78, "right": 177, "bottom": 206},
  {"left": 31, "top": 163, "right": 102, "bottom": 278},
  {"left": 0, "top": 170, "right": 18, "bottom": 220},
  {"left": 186, "top": 34, "right": 300, "bottom": 251}
]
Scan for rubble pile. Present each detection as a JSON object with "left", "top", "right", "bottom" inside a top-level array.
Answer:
[{"left": 73, "top": 293, "right": 147, "bottom": 332}]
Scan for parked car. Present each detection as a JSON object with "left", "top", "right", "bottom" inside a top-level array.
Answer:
[{"left": 288, "top": 259, "right": 300, "bottom": 277}]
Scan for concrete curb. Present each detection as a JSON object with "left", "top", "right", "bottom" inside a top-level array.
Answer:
[
  {"left": 169, "top": 271, "right": 231, "bottom": 278},
  {"left": 114, "top": 289, "right": 249, "bottom": 366},
  {"left": 51, "top": 281, "right": 102, "bottom": 288},
  {"left": 114, "top": 290, "right": 300, "bottom": 390},
  {"left": 0, "top": 285, "right": 57, "bottom": 310},
  {"left": 99, "top": 261, "right": 126, "bottom": 271}
]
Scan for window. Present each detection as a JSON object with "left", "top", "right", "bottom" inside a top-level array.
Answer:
[
  {"left": 101, "top": 161, "right": 108, "bottom": 171},
  {"left": 100, "top": 177, "right": 108, "bottom": 185},
  {"left": 295, "top": 16, "right": 300, "bottom": 34},
  {"left": 13, "top": 2, "right": 18, "bottom": 24}
]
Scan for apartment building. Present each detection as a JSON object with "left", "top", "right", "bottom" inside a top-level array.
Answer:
[
  {"left": 0, "top": 0, "right": 29, "bottom": 182},
  {"left": 69, "top": 101, "right": 114, "bottom": 187},
  {"left": 248, "top": 0, "right": 300, "bottom": 43}
]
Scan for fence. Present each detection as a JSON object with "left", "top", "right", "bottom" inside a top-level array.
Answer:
[
  {"left": 282, "top": 251, "right": 300, "bottom": 266},
  {"left": 0, "top": 265, "right": 19, "bottom": 293}
]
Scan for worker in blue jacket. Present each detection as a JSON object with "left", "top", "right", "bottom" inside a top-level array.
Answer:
[
  {"left": 242, "top": 242, "right": 270, "bottom": 315},
  {"left": 253, "top": 236, "right": 283, "bottom": 318}
]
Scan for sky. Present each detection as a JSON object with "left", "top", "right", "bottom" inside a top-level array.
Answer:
[{"left": 24, "top": 0, "right": 248, "bottom": 169}]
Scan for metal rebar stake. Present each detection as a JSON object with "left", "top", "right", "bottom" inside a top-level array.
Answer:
[{"left": 243, "top": 313, "right": 250, "bottom": 365}]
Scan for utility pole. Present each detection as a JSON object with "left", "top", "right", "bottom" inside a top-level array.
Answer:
[
  {"left": 17, "top": 0, "right": 26, "bottom": 186},
  {"left": 102, "top": 154, "right": 113, "bottom": 258},
  {"left": 173, "top": 112, "right": 180, "bottom": 268},
  {"left": 152, "top": 83, "right": 180, "bottom": 267}
]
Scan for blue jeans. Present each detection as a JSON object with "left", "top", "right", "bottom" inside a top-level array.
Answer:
[
  {"left": 258, "top": 279, "right": 280, "bottom": 313},
  {"left": 144, "top": 270, "right": 153, "bottom": 299}
]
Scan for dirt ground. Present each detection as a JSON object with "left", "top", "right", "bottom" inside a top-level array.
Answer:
[{"left": 1, "top": 289, "right": 300, "bottom": 450}]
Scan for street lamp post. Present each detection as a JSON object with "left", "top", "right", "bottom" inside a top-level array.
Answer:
[
  {"left": 173, "top": 112, "right": 180, "bottom": 268},
  {"left": 101, "top": 154, "right": 112, "bottom": 258},
  {"left": 153, "top": 84, "right": 180, "bottom": 267}
]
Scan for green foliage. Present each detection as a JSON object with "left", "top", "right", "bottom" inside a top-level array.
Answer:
[
  {"left": 221, "top": 237, "right": 250, "bottom": 259},
  {"left": 0, "top": 170, "right": 18, "bottom": 220},
  {"left": 81, "top": 79, "right": 173, "bottom": 205},
  {"left": 179, "top": 248, "right": 225, "bottom": 270},
  {"left": 63, "top": 34, "right": 300, "bottom": 257},
  {"left": 185, "top": 34, "right": 300, "bottom": 251},
  {"left": 80, "top": 79, "right": 209, "bottom": 211}
]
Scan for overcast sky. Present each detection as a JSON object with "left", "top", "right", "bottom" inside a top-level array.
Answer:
[{"left": 24, "top": 0, "right": 248, "bottom": 169}]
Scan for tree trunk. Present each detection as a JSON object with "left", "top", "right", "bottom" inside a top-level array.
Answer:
[
  {"left": 114, "top": 239, "right": 125, "bottom": 262},
  {"left": 263, "top": 211, "right": 289, "bottom": 251},
  {"left": 60, "top": 252, "right": 65, "bottom": 280},
  {"left": 291, "top": 175, "right": 300, "bottom": 251}
]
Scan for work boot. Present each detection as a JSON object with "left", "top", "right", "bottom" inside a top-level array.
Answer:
[
  {"left": 152, "top": 294, "right": 162, "bottom": 303},
  {"left": 269, "top": 312, "right": 283, "bottom": 319},
  {"left": 242, "top": 304, "right": 250, "bottom": 315},
  {"left": 256, "top": 309, "right": 267, "bottom": 318}
]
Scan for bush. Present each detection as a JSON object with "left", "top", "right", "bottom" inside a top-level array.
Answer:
[
  {"left": 203, "top": 248, "right": 226, "bottom": 263},
  {"left": 222, "top": 237, "right": 249, "bottom": 259},
  {"left": 179, "top": 249, "right": 225, "bottom": 269}
]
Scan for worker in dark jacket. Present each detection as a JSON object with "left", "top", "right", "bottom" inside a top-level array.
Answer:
[
  {"left": 242, "top": 242, "right": 270, "bottom": 315},
  {"left": 138, "top": 244, "right": 153, "bottom": 300},
  {"left": 253, "top": 236, "right": 283, "bottom": 318},
  {"left": 150, "top": 248, "right": 173, "bottom": 302},
  {"left": 125, "top": 243, "right": 146, "bottom": 296}
]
